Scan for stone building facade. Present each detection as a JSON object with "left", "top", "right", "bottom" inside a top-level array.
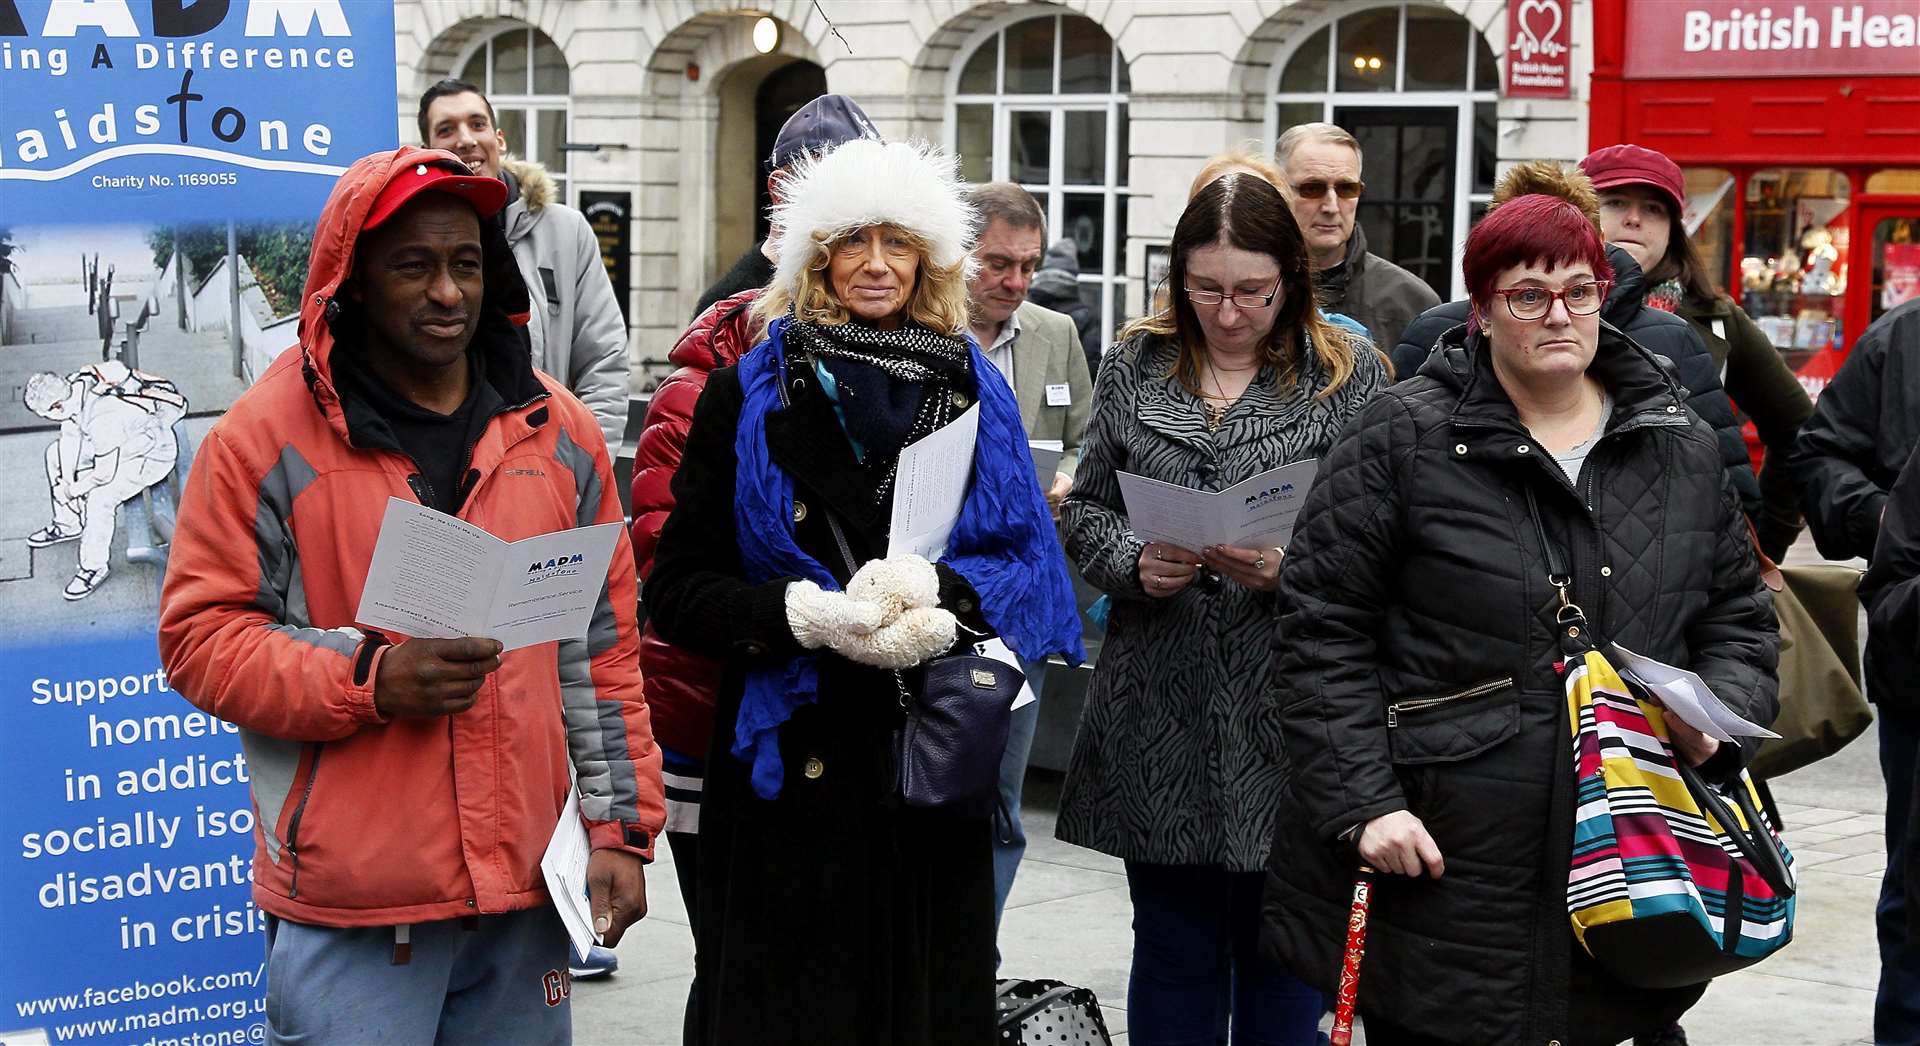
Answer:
[{"left": 390, "top": 0, "right": 1595, "bottom": 394}]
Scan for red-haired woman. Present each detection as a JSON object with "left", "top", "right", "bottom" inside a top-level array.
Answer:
[{"left": 1260, "top": 193, "right": 1779, "bottom": 1045}]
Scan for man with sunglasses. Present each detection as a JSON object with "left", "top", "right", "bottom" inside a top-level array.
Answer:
[{"left": 1275, "top": 122, "right": 1439, "bottom": 352}]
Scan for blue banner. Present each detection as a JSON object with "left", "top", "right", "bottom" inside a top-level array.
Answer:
[
  {"left": 0, "top": 3, "right": 395, "bottom": 1044},
  {"left": 0, "top": 0, "right": 397, "bottom": 224}
]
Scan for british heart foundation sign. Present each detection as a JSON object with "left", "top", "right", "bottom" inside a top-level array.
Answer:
[{"left": 1507, "top": 0, "right": 1573, "bottom": 98}]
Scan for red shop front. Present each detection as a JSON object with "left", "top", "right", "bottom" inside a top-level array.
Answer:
[{"left": 1591, "top": 0, "right": 1920, "bottom": 395}]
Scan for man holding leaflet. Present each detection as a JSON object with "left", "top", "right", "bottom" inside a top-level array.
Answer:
[{"left": 158, "top": 147, "right": 664, "bottom": 1045}]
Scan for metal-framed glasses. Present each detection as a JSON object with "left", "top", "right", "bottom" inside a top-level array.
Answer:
[
  {"left": 1185, "top": 277, "right": 1283, "bottom": 309},
  {"left": 1490, "top": 280, "right": 1612, "bottom": 321}
]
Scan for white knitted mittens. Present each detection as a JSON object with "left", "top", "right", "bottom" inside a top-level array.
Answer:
[{"left": 783, "top": 555, "right": 957, "bottom": 670}]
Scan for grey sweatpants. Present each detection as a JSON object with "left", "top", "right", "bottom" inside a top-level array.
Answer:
[{"left": 264, "top": 906, "right": 572, "bottom": 1045}]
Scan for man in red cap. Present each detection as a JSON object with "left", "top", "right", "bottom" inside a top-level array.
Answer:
[{"left": 158, "top": 147, "right": 664, "bottom": 1044}]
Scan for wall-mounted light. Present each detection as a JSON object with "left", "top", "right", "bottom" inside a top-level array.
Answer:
[
  {"left": 753, "top": 16, "right": 780, "bottom": 54},
  {"left": 1351, "top": 55, "right": 1383, "bottom": 72},
  {"left": 1368, "top": 56, "right": 1382, "bottom": 70}
]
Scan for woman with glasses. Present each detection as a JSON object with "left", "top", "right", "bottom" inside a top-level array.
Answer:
[
  {"left": 1262, "top": 192, "right": 1777, "bottom": 1046},
  {"left": 1056, "top": 173, "right": 1386, "bottom": 1045},
  {"left": 645, "top": 139, "right": 1083, "bottom": 1044}
]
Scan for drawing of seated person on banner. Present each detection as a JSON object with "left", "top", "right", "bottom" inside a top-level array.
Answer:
[{"left": 24, "top": 362, "right": 188, "bottom": 600}]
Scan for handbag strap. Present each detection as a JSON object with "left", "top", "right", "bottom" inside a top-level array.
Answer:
[{"left": 1522, "top": 485, "right": 1592, "bottom": 653}]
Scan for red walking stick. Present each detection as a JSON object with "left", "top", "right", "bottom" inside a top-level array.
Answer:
[{"left": 1329, "top": 866, "right": 1376, "bottom": 1046}]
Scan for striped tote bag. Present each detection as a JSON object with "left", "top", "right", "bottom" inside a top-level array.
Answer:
[{"left": 1564, "top": 648, "right": 1797, "bottom": 989}]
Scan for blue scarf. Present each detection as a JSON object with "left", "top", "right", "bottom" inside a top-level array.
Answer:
[{"left": 731, "top": 317, "right": 1086, "bottom": 799}]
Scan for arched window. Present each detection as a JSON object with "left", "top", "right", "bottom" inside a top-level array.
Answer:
[
  {"left": 1270, "top": 3, "right": 1498, "bottom": 300},
  {"left": 457, "top": 25, "right": 573, "bottom": 203},
  {"left": 950, "top": 13, "right": 1130, "bottom": 352}
]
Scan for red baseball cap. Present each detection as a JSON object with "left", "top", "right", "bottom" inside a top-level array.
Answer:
[
  {"left": 362, "top": 151, "right": 509, "bottom": 231},
  {"left": 1579, "top": 144, "right": 1685, "bottom": 215}
]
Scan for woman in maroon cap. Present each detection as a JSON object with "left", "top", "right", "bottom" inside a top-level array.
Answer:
[{"left": 1579, "top": 144, "right": 1814, "bottom": 564}]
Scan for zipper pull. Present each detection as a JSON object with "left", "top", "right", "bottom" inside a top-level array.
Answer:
[{"left": 1386, "top": 705, "right": 1398, "bottom": 729}]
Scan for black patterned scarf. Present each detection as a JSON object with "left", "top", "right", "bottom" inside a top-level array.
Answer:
[{"left": 784, "top": 317, "right": 973, "bottom": 502}]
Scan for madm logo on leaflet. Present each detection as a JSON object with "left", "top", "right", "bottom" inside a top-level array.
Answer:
[
  {"left": 1244, "top": 483, "right": 1297, "bottom": 508},
  {"left": 0, "top": 0, "right": 360, "bottom": 181},
  {"left": 525, "top": 554, "right": 586, "bottom": 585}
]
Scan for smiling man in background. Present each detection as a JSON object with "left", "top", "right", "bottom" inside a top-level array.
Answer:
[{"left": 419, "top": 78, "right": 630, "bottom": 456}]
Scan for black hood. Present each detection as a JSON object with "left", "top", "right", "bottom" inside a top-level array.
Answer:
[
  {"left": 1419, "top": 318, "right": 1687, "bottom": 431},
  {"left": 1601, "top": 243, "right": 1646, "bottom": 327}
]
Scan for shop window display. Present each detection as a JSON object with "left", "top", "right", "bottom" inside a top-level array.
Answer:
[{"left": 1741, "top": 168, "right": 1850, "bottom": 364}]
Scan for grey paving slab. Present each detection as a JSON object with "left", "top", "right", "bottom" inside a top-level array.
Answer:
[
  {"left": 1687, "top": 971, "right": 1875, "bottom": 1045},
  {"left": 1004, "top": 853, "right": 1128, "bottom": 911}
]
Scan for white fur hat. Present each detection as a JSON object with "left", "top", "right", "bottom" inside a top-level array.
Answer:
[{"left": 766, "top": 138, "right": 977, "bottom": 303}]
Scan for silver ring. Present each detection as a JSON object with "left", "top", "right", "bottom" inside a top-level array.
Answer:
[
  {"left": 1153, "top": 548, "right": 1164, "bottom": 561},
  {"left": 1253, "top": 555, "right": 1267, "bottom": 571}
]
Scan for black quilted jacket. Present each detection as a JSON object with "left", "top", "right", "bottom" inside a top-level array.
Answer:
[
  {"left": 1389, "top": 246, "right": 1760, "bottom": 522},
  {"left": 1262, "top": 324, "right": 1778, "bottom": 1045}
]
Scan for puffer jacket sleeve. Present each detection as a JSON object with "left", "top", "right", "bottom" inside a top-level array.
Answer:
[
  {"left": 1720, "top": 304, "right": 1812, "bottom": 561},
  {"left": 1061, "top": 342, "right": 1150, "bottom": 597},
  {"left": 1861, "top": 446, "right": 1920, "bottom": 678},
  {"left": 631, "top": 371, "right": 715, "bottom": 572},
  {"left": 555, "top": 414, "right": 665, "bottom": 857},
  {"left": 1684, "top": 430, "right": 1781, "bottom": 768},
  {"left": 1793, "top": 329, "right": 1890, "bottom": 561},
  {"left": 158, "top": 427, "right": 386, "bottom": 742},
  {"left": 1388, "top": 300, "right": 1468, "bottom": 383},
  {"left": 1270, "top": 392, "right": 1421, "bottom": 840},
  {"left": 559, "top": 207, "right": 632, "bottom": 454}
]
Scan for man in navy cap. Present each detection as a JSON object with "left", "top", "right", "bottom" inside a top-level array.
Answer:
[{"left": 691, "top": 94, "right": 881, "bottom": 317}]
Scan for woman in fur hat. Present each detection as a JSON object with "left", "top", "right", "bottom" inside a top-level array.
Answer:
[{"left": 644, "top": 138, "right": 1084, "bottom": 1044}]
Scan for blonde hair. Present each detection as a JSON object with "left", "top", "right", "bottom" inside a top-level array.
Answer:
[
  {"left": 753, "top": 223, "right": 972, "bottom": 335},
  {"left": 1188, "top": 151, "right": 1292, "bottom": 204},
  {"left": 1120, "top": 173, "right": 1373, "bottom": 402}
]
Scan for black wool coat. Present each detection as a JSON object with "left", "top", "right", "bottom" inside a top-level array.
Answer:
[
  {"left": 644, "top": 358, "right": 1000, "bottom": 1046},
  {"left": 1263, "top": 324, "right": 1778, "bottom": 1046}
]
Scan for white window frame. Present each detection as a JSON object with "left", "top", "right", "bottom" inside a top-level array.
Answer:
[
  {"left": 1265, "top": 2, "right": 1498, "bottom": 301},
  {"left": 947, "top": 11, "right": 1128, "bottom": 355},
  {"left": 451, "top": 25, "right": 574, "bottom": 207}
]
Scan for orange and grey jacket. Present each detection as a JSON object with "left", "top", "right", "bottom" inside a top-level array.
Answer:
[{"left": 158, "top": 147, "right": 663, "bottom": 928}]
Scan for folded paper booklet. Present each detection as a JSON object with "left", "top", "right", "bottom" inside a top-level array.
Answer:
[
  {"left": 889, "top": 404, "right": 979, "bottom": 561},
  {"left": 1116, "top": 459, "right": 1319, "bottom": 552},
  {"left": 1029, "top": 440, "right": 1064, "bottom": 487},
  {"left": 1612, "top": 643, "right": 1782, "bottom": 744},
  {"left": 355, "top": 497, "right": 622, "bottom": 652},
  {"left": 541, "top": 784, "right": 600, "bottom": 957}
]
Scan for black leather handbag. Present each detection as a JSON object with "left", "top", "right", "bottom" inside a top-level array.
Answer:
[{"left": 821, "top": 510, "right": 1021, "bottom": 819}]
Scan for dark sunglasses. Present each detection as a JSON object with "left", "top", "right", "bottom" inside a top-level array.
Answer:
[{"left": 1293, "top": 179, "right": 1365, "bottom": 200}]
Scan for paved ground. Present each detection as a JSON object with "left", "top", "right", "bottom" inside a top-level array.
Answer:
[{"left": 573, "top": 530, "right": 1888, "bottom": 1046}]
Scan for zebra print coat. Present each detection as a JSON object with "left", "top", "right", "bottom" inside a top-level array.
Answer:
[{"left": 1056, "top": 330, "right": 1388, "bottom": 870}]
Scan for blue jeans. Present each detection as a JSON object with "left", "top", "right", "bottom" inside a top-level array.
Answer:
[
  {"left": 265, "top": 907, "right": 569, "bottom": 1045},
  {"left": 992, "top": 656, "right": 1046, "bottom": 933},
  {"left": 1125, "top": 861, "right": 1323, "bottom": 1046},
  {"left": 1879, "top": 707, "right": 1920, "bottom": 1045}
]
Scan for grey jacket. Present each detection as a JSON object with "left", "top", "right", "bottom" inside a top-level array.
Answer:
[
  {"left": 1006, "top": 300, "right": 1095, "bottom": 477},
  {"left": 1056, "top": 329, "right": 1390, "bottom": 870},
  {"left": 500, "top": 158, "right": 629, "bottom": 453},
  {"left": 1315, "top": 223, "right": 1441, "bottom": 354}
]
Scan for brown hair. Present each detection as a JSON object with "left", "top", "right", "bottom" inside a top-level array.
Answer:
[
  {"left": 1641, "top": 200, "right": 1723, "bottom": 305},
  {"left": 752, "top": 224, "right": 972, "bottom": 335},
  {"left": 1121, "top": 173, "right": 1369, "bottom": 400}
]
